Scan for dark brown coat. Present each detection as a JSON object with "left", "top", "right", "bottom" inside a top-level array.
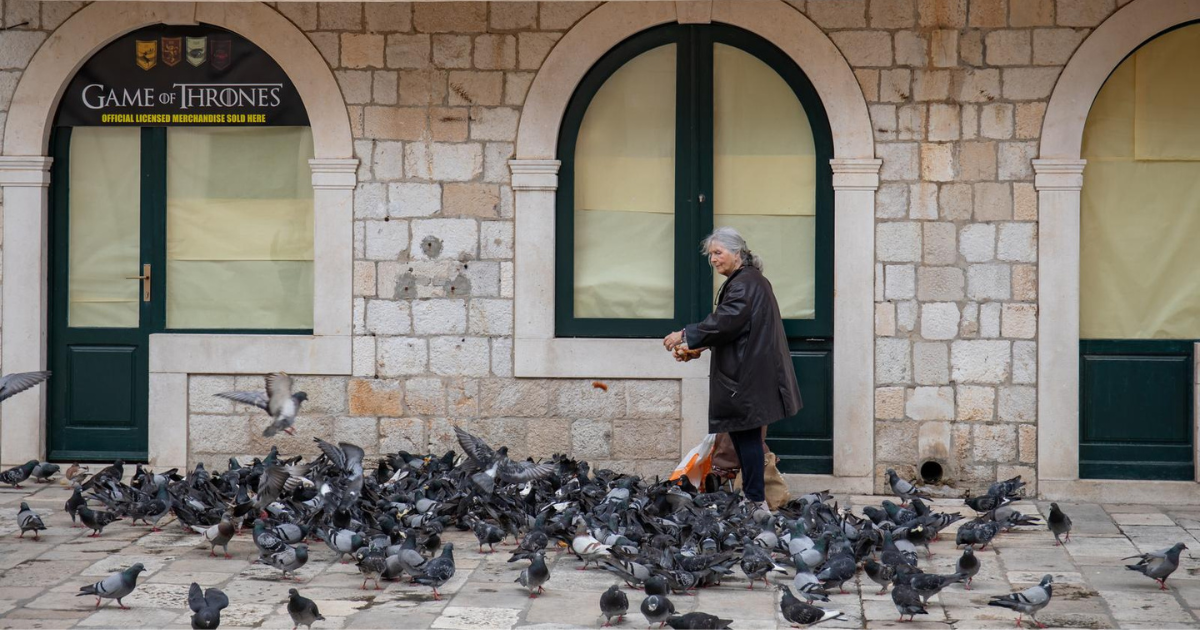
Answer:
[{"left": 684, "top": 266, "right": 802, "bottom": 434}]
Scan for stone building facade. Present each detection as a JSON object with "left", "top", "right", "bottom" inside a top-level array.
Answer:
[{"left": 0, "top": 0, "right": 1195, "bottom": 501}]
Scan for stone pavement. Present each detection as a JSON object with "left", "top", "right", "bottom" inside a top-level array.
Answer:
[{"left": 2, "top": 483, "right": 1200, "bottom": 629}]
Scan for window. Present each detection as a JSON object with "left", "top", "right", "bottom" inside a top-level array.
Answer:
[{"left": 556, "top": 24, "right": 833, "bottom": 338}]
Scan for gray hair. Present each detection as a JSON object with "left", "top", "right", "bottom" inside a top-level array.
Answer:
[{"left": 701, "top": 226, "right": 763, "bottom": 271}]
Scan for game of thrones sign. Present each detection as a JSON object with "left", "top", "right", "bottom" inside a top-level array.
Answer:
[{"left": 56, "top": 24, "right": 309, "bottom": 126}]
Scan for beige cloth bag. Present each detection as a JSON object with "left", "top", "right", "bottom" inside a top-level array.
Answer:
[{"left": 728, "top": 450, "right": 793, "bottom": 509}]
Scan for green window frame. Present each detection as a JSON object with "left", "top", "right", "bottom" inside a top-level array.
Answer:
[{"left": 555, "top": 23, "right": 834, "bottom": 339}]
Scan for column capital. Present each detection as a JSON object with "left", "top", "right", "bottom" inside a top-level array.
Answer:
[
  {"left": 309, "top": 158, "right": 359, "bottom": 190},
  {"left": 0, "top": 156, "right": 53, "bottom": 187},
  {"left": 510, "top": 159, "right": 560, "bottom": 191},
  {"left": 830, "top": 158, "right": 882, "bottom": 191},
  {"left": 1033, "top": 158, "right": 1086, "bottom": 191}
]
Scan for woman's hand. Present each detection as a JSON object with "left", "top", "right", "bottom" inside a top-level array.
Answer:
[{"left": 663, "top": 329, "right": 685, "bottom": 351}]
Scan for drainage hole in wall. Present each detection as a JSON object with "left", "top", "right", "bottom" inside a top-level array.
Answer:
[{"left": 920, "top": 460, "right": 943, "bottom": 485}]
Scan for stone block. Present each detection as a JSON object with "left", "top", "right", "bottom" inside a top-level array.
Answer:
[
  {"left": 877, "top": 222, "right": 922, "bottom": 263},
  {"left": 1013, "top": 182, "right": 1038, "bottom": 220},
  {"left": 443, "top": 183, "right": 499, "bottom": 218},
  {"left": 480, "top": 379, "right": 549, "bottom": 417},
  {"left": 276, "top": 3, "right": 317, "bottom": 30},
  {"left": 469, "top": 107, "right": 520, "bottom": 141},
  {"left": 1001, "top": 303, "right": 1037, "bottom": 339},
  {"left": 429, "top": 337, "right": 490, "bottom": 376},
  {"left": 1002, "top": 67, "right": 1062, "bottom": 100},
  {"left": 504, "top": 72, "right": 535, "bottom": 107},
  {"left": 411, "top": 218, "right": 478, "bottom": 260},
  {"left": 957, "top": 385, "right": 995, "bottom": 421},
  {"left": 951, "top": 339, "right": 1011, "bottom": 383},
  {"left": 364, "top": 219, "right": 409, "bottom": 261},
  {"left": 913, "top": 342, "right": 950, "bottom": 385},
  {"left": 876, "top": 183, "right": 908, "bottom": 219},
  {"left": 909, "top": 182, "right": 938, "bottom": 220},
  {"left": 928, "top": 104, "right": 960, "bottom": 142},
  {"left": 309, "top": 32, "right": 339, "bottom": 68},
  {"left": 342, "top": 34, "right": 385, "bottom": 69},
  {"left": 336, "top": 70, "right": 373, "bottom": 105},
  {"left": 876, "top": 421, "right": 919, "bottom": 462},
  {"left": 365, "top": 3, "right": 411, "bottom": 32},
  {"left": 373, "top": 141, "right": 403, "bottom": 181},
  {"left": 527, "top": 418, "right": 571, "bottom": 457},
  {"left": 191, "top": 415, "right": 252, "bottom": 454},
  {"left": 972, "top": 424, "right": 1017, "bottom": 462},
  {"left": 627, "top": 381, "right": 680, "bottom": 419},
  {"left": 426, "top": 418, "right": 459, "bottom": 452},
  {"left": 806, "top": 0, "right": 867, "bottom": 28},
  {"left": 1012, "top": 340, "right": 1036, "bottom": 384},
  {"left": 474, "top": 34, "right": 516, "bottom": 70},
  {"left": 961, "top": 104, "right": 979, "bottom": 139},
  {"left": 428, "top": 106, "right": 468, "bottom": 141},
  {"left": 1055, "top": 0, "right": 1113, "bottom": 27},
  {"left": 969, "top": 0, "right": 1006, "bottom": 26},
  {"left": 554, "top": 380, "right": 625, "bottom": 418},
  {"left": 480, "top": 221, "right": 513, "bottom": 260},
  {"left": 871, "top": 0, "right": 916, "bottom": 27},
  {"left": 518, "top": 32, "right": 561, "bottom": 70},
  {"left": 1018, "top": 424, "right": 1037, "bottom": 463},
  {"left": 974, "top": 182, "right": 1012, "bottom": 221},
  {"left": 930, "top": 29, "right": 958, "bottom": 67},
  {"left": 1010, "top": 0, "right": 1054, "bottom": 25},
  {"left": 876, "top": 338, "right": 911, "bottom": 385},
  {"left": 365, "top": 299, "right": 412, "bottom": 335},
  {"left": 190, "top": 376, "right": 235, "bottom": 414},
  {"left": 876, "top": 302, "right": 897, "bottom": 336},
  {"left": 468, "top": 299, "right": 512, "bottom": 335},
  {"left": 413, "top": 2, "right": 486, "bottom": 32},
  {"left": 967, "top": 264, "right": 1012, "bottom": 300},
  {"left": 958, "top": 141, "right": 997, "bottom": 181},
  {"left": 918, "top": 0, "right": 966, "bottom": 26},
  {"left": 1012, "top": 264, "right": 1037, "bottom": 302},
  {"left": 960, "top": 29, "right": 983, "bottom": 66},
  {"left": 999, "top": 140, "right": 1038, "bottom": 180},
  {"left": 894, "top": 31, "right": 927, "bottom": 67},
  {"left": 980, "top": 302, "right": 1001, "bottom": 337},
  {"left": 386, "top": 34, "right": 431, "bottom": 69},
  {"left": 353, "top": 336, "right": 376, "bottom": 377},
  {"left": 830, "top": 30, "right": 893, "bottom": 66},
  {"left": 920, "top": 302, "right": 961, "bottom": 341},
  {"left": 293, "top": 377, "right": 348, "bottom": 414},
  {"left": 959, "top": 302, "right": 979, "bottom": 337},
  {"left": 380, "top": 418, "right": 425, "bottom": 453},
  {"left": 318, "top": 2, "right": 361, "bottom": 29},
  {"left": 956, "top": 68, "right": 1000, "bottom": 102},
  {"left": 920, "top": 143, "right": 955, "bottom": 182},
  {"left": 917, "top": 266, "right": 965, "bottom": 301},
  {"left": 389, "top": 182, "right": 441, "bottom": 217},
  {"left": 448, "top": 71, "right": 503, "bottom": 106},
  {"left": 885, "top": 264, "right": 916, "bottom": 300},
  {"left": 897, "top": 300, "right": 918, "bottom": 332},
  {"left": 879, "top": 142, "right": 918, "bottom": 180},
  {"left": 397, "top": 68, "right": 447, "bottom": 106},
  {"left": 405, "top": 378, "right": 446, "bottom": 415},
  {"left": 997, "top": 223, "right": 1037, "bottom": 262},
  {"left": 377, "top": 337, "right": 428, "bottom": 376},
  {"left": 412, "top": 299, "right": 467, "bottom": 334},
  {"left": 939, "top": 183, "right": 972, "bottom": 220},
  {"left": 924, "top": 222, "right": 957, "bottom": 265},
  {"left": 405, "top": 142, "right": 484, "bottom": 182},
  {"left": 959, "top": 223, "right": 996, "bottom": 262},
  {"left": 906, "top": 386, "right": 954, "bottom": 420},
  {"left": 1033, "top": 28, "right": 1087, "bottom": 65},
  {"left": 981, "top": 103, "right": 1014, "bottom": 139},
  {"left": 348, "top": 379, "right": 404, "bottom": 417},
  {"left": 484, "top": 142, "right": 514, "bottom": 183},
  {"left": 363, "top": 106, "right": 426, "bottom": 141},
  {"left": 571, "top": 418, "right": 612, "bottom": 459},
  {"left": 334, "top": 417, "right": 379, "bottom": 453},
  {"left": 898, "top": 105, "right": 926, "bottom": 140},
  {"left": 492, "top": 338, "right": 513, "bottom": 377},
  {"left": 489, "top": 2, "right": 537, "bottom": 30},
  {"left": 998, "top": 385, "right": 1036, "bottom": 423},
  {"left": 876, "top": 387, "right": 906, "bottom": 420},
  {"left": 539, "top": 1, "right": 600, "bottom": 30},
  {"left": 432, "top": 34, "right": 472, "bottom": 68},
  {"left": 612, "top": 418, "right": 680, "bottom": 459},
  {"left": 984, "top": 30, "right": 1031, "bottom": 66},
  {"left": 871, "top": 104, "right": 898, "bottom": 141}
]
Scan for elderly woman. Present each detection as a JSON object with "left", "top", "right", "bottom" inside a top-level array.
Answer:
[{"left": 663, "top": 227, "right": 802, "bottom": 510}]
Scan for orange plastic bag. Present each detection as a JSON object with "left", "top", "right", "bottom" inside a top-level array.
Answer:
[{"left": 670, "top": 434, "right": 716, "bottom": 488}]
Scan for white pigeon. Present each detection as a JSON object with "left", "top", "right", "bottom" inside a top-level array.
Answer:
[{"left": 570, "top": 519, "right": 611, "bottom": 569}]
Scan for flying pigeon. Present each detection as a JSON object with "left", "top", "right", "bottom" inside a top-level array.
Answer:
[
  {"left": 287, "top": 588, "right": 325, "bottom": 630},
  {"left": 885, "top": 468, "right": 930, "bottom": 506},
  {"left": 956, "top": 547, "right": 980, "bottom": 590},
  {"left": 215, "top": 372, "right": 307, "bottom": 437},
  {"left": 0, "top": 460, "right": 37, "bottom": 488},
  {"left": 641, "top": 594, "right": 676, "bottom": 628},
  {"left": 665, "top": 612, "right": 733, "bottom": 629},
  {"left": 454, "top": 426, "right": 556, "bottom": 495},
  {"left": 514, "top": 550, "right": 549, "bottom": 598},
  {"left": 17, "top": 502, "right": 46, "bottom": 539},
  {"left": 989, "top": 574, "right": 1053, "bottom": 628},
  {"left": 0, "top": 371, "right": 50, "bottom": 403},
  {"left": 779, "top": 585, "right": 843, "bottom": 627},
  {"left": 1048, "top": 503, "right": 1072, "bottom": 546},
  {"left": 1124, "top": 543, "right": 1187, "bottom": 590},
  {"left": 600, "top": 584, "right": 629, "bottom": 627},
  {"left": 187, "top": 582, "right": 229, "bottom": 629},
  {"left": 31, "top": 462, "right": 60, "bottom": 483},
  {"left": 77, "top": 563, "right": 145, "bottom": 609},
  {"left": 415, "top": 542, "right": 456, "bottom": 600}
]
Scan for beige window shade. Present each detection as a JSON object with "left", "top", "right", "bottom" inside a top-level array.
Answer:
[
  {"left": 713, "top": 44, "right": 817, "bottom": 319},
  {"left": 573, "top": 44, "right": 676, "bottom": 319},
  {"left": 166, "top": 127, "right": 314, "bottom": 329},
  {"left": 68, "top": 127, "right": 141, "bottom": 328},
  {"left": 1081, "top": 24, "right": 1200, "bottom": 339}
]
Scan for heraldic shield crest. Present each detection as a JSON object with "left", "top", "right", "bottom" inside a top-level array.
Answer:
[
  {"left": 161, "top": 37, "right": 182, "bottom": 67},
  {"left": 186, "top": 36, "right": 207, "bottom": 67},
  {"left": 211, "top": 37, "right": 232, "bottom": 71},
  {"left": 135, "top": 39, "right": 157, "bottom": 71}
]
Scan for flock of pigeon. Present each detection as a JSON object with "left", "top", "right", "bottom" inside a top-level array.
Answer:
[{"left": 0, "top": 371, "right": 1193, "bottom": 629}]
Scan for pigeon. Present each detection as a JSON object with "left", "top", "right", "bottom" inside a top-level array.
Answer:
[
  {"left": 779, "top": 585, "right": 842, "bottom": 627},
  {"left": 570, "top": 519, "right": 611, "bottom": 569},
  {"left": 31, "top": 462, "right": 60, "bottom": 483},
  {"left": 600, "top": 584, "right": 629, "bottom": 627},
  {"left": 395, "top": 530, "right": 427, "bottom": 580},
  {"left": 1124, "top": 542, "right": 1187, "bottom": 590},
  {"left": 470, "top": 516, "right": 505, "bottom": 553},
  {"left": 988, "top": 475, "right": 1026, "bottom": 498},
  {"left": 215, "top": 372, "right": 307, "bottom": 437},
  {"left": 989, "top": 574, "right": 1053, "bottom": 628},
  {"left": 0, "top": 370, "right": 50, "bottom": 402},
  {"left": 885, "top": 468, "right": 929, "bottom": 506},
  {"left": 964, "top": 493, "right": 1014, "bottom": 513},
  {"left": 644, "top": 575, "right": 669, "bottom": 596},
  {"left": 864, "top": 558, "right": 894, "bottom": 595},
  {"left": 641, "top": 594, "right": 676, "bottom": 628},
  {"left": 454, "top": 426, "right": 556, "bottom": 496},
  {"left": 909, "top": 572, "right": 967, "bottom": 604},
  {"left": 77, "top": 563, "right": 145, "bottom": 609},
  {"left": 65, "top": 463, "right": 90, "bottom": 485},
  {"left": 324, "top": 527, "right": 365, "bottom": 563},
  {"left": 79, "top": 504, "right": 122, "bottom": 537},
  {"left": 195, "top": 515, "right": 237, "bottom": 558},
  {"left": 261, "top": 543, "right": 310, "bottom": 579},
  {"left": 1048, "top": 503, "right": 1072, "bottom": 546},
  {"left": 415, "top": 542, "right": 456, "bottom": 600},
  {"left": 187, "top": 582, "right": 229, "bottom": 629},
  {"left": 816, "top": 552, "right": 856, "bottom": 594},
  {"left": 0, "top": 460, "right": 38, "bottom": 488},
  {"left": 514, "top": 550, "right": 550, "bottom": 598},
  {"left": 287, "top": 588, "right": 325, "bottom": 630},
  {"left": 891, "top": 583, "right": 928, "bottom": 622},
  {"left": 792, "top": 557, "right": 831, "bottom": 602},
  {"left": 956, "top": 547, "right": 980, "bottom": 589},
  {"left": 354, "top": 547, "right": 387, "bottom": 590},
  {"left": 665, "top": 612, "right": 733, "bottom": 629},
  {"left": 17, "top": 502, "right": 46, "bottom": 539},
  {"left": 956, "top": 520, "right": 999, "bottom": 549},
  {"left": 65, "top": 486, "right": 87, "bottom": 527}
]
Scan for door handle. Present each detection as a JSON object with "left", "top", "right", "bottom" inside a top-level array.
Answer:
[{"left": 125, "top": 264, "right": 151, "bottom": 302}]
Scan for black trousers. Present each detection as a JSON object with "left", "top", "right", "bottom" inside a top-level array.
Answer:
[{"left": 729, "top": 427, "right": 765, "bottom": 502}]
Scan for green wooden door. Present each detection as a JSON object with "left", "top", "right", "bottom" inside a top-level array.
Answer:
[
  {"left": 1079, "top": 340, "right": 1194, "bottom": 480},
  {"left": 47, "top": 127, "right": 163, "bottom": 461}
]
